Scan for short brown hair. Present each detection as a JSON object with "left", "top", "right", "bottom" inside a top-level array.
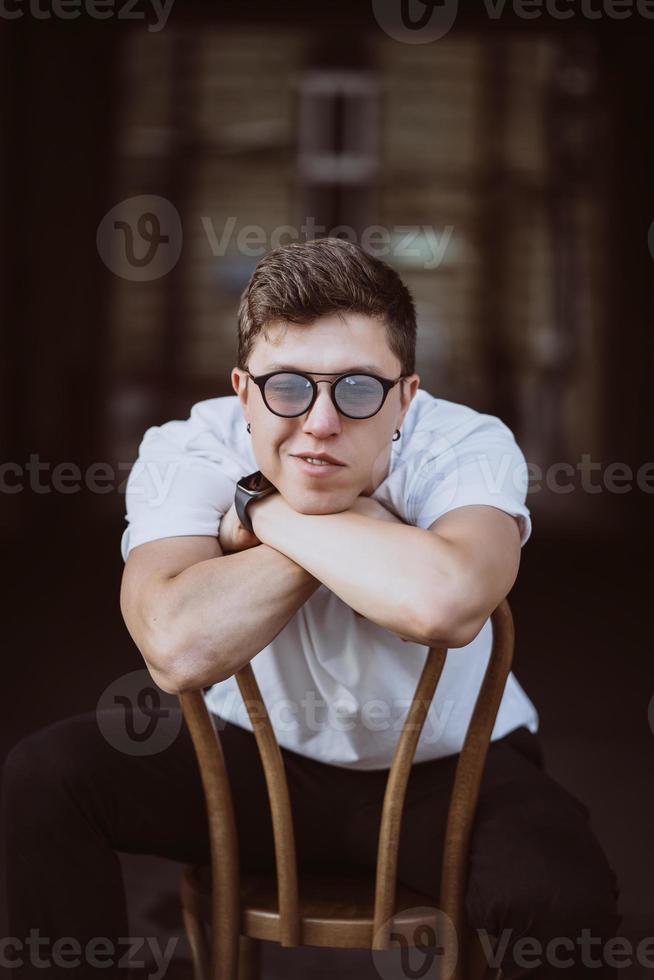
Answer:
[{"left": 237, "top": 238, "right": 417, "bottom": 375}]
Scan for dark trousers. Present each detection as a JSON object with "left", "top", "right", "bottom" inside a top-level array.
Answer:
[{"left": 1, "top": 709, "right": 621, "bottom": 978}]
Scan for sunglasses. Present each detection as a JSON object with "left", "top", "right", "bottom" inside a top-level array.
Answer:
[{"left": 245, "top": 370, "right": 407, "bottom": 420}]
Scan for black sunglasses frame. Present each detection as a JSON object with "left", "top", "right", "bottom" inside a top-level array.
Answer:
[{"left": 245, "top": 369, "right": 407, "bottom": 420}]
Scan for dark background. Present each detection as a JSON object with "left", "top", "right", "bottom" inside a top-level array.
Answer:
[{"left": 1, "top": 2, "right": 653, "bottom": 977}]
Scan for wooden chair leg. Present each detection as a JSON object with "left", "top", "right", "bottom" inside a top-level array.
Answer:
[
  {"left": 237, "top": 935, "right": 261, "bottom": 980},
  {"left": 181, "top": 902, "right": 211, "bottom": 980}
]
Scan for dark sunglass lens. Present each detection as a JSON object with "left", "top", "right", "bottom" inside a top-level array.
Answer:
[
  {"left": 334, "top": 375, "right": 384, "bottom": 418},
  {"left": 264, "top": 373, "right": 313, "bottom": 416}
]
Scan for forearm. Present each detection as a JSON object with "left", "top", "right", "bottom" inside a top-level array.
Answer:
[
  {"left": 250, "top": 495, "right": 460, "bottom": 646},
  {"left": 161, "top": 545, "right": 321, "bottom": 690}
]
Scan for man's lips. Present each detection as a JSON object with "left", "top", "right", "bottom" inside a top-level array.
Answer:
[
  {"left": 291, "top": 453, "right": 345, "bottom": 465},
  {"left": 291, "top": 456, "right": 345, "bottom": 475}
]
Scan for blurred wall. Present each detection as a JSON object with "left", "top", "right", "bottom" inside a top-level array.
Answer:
[{"left": 2, "top": 5, "right": 652, "bottom": 545}]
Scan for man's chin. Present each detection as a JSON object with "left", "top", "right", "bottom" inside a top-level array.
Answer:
[{"left": 283, "top": 485, "right": 355, "bottom": 516}]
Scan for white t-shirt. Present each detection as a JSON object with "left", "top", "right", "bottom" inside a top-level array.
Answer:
[{"left": 121, "top": 388, "right": 539, "bottom": 769}]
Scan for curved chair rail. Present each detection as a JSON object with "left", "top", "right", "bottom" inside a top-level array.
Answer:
[
  {"left": 372, "top": 643, "right": 449, "bottom": 946},
  {"left": 439, "top": 599, "right": 515, "bottom": 980},
  {"left": 235, "top": 664, "right": 300, "bottom": 947},
  {"left": 371, "top": 598, "right": 514, "bottom": 963},
  {"left": 178, "top": 689, "right": 241, "bottom": 980}
]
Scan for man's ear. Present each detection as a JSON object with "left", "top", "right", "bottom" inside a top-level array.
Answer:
[
  {"left": 398, "top": 373, "right": 420, "bottom": 422},
  {"left": 231, "top": 367, "right": 248, "bottom": 401}
]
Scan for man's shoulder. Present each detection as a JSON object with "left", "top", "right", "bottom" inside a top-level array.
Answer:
[
  {"left": 401, "top": 388, "right": 488, "bottom": 447},
  {"left": 140, "top": 395, "right": 246, "bottom": 452},
  {"left": 187, "top": 394, "right": 246, "bottom": 443}
]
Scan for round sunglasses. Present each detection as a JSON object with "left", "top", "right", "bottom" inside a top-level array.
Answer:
[{"left": 245, "top": 369, "right": 407, "bottom": 420}]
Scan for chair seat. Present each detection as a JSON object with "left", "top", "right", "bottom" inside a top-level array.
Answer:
[{"left": 183, "top": 862, "right": 441, "bottom": 948}]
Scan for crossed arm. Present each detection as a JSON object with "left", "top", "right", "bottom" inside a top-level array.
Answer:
[
  {"left": 120, "top": 492, "right": 522, "bottom": 695},
  {"left": 249, "top": 493, "right": 521, "bottom": 649}
]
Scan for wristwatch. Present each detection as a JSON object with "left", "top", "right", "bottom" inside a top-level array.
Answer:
[{"left": 234, "top": 470, "right": 277, "bottom": 533}]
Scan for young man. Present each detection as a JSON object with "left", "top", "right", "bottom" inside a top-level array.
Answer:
[{"left": 2, "top": 239, "right": 620, "bottom": 978}]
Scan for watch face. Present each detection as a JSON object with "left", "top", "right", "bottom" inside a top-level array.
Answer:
[{"left": 240, "top": 470, "right": 272, "bottom": 492}]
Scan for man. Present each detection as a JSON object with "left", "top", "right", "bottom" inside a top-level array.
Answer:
[{"left": 2, "top": 239, "right": 620, "bottom": 978}]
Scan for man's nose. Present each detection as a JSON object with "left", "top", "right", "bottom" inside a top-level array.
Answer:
[{"left": 302, "top": 382, "right": 342, "bottom": 436}]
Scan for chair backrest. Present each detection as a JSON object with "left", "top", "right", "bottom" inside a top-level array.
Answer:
[{"left": 178, "top": 597, "right": 515, "bottom": 978}]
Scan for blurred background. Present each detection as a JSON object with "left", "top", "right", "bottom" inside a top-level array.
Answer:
[{"left": 1, "top": 2, "right": 653, "bottom": 977}]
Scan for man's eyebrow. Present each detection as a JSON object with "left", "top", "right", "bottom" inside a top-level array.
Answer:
[{"left": 263, "top": 363, "right": 384, "bottom": 374}]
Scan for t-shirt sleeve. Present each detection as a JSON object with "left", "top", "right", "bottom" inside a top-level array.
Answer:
[
  {"left": 120, "top": 410, "right": 248, "bottom": 563},
  {"left": 405, "top": 410, "right": 533, "bottom": 547}
]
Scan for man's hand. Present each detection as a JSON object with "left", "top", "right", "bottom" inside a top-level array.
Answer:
[{"left": 218, "top": 502, "right": 262, "bottom": 554}]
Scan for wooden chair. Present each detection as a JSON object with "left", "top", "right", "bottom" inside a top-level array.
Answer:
[{"left": 177, "top": 597, "right": 516, "bottom": 980}]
